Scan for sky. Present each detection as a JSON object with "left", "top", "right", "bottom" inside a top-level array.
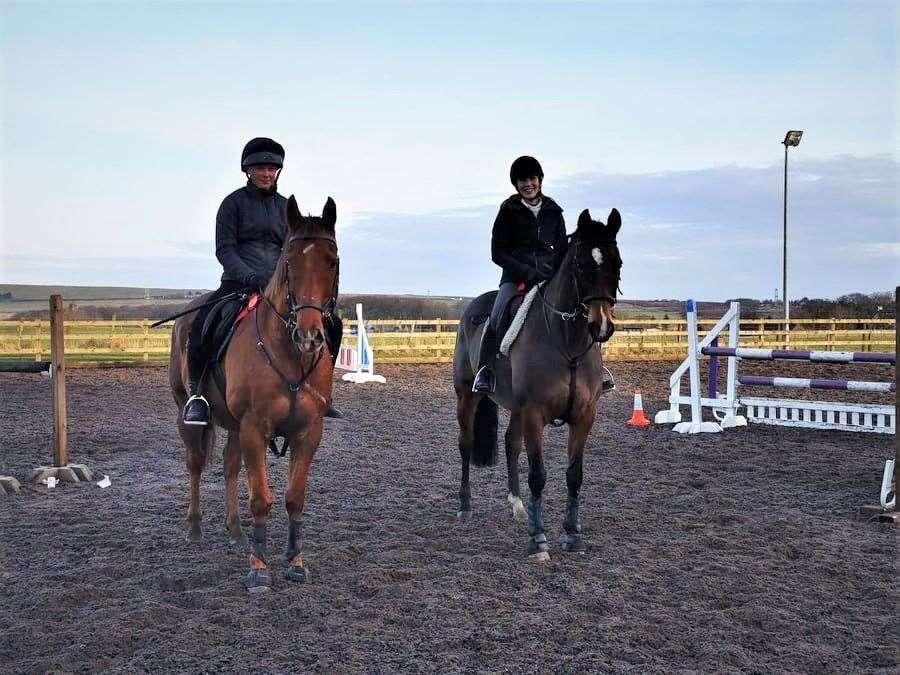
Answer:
[{"left": 1, "top": 1, "right": 897, "bottom": 300}]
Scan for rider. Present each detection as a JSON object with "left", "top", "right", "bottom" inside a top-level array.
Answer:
[
  {"left": 182, "top": 137, "right": 343, "bottom": 425},
  {"left": 472, "top": 155, "right": 567, "bottom": 393}
]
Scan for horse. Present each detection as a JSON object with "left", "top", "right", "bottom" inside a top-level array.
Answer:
[
  {"left": 453, "top": 208, "right": 622, "bottom": 561},
  {"left": 169, "top": 196, "right": 339, "bottom": 592}
]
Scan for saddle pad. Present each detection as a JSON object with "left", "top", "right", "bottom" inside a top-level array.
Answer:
[
  {"left": 499, "top": 283, "right": 542, "bottom": 356},
  {"left": 234, "top": 292, "right": 260, "bottom": 325}
]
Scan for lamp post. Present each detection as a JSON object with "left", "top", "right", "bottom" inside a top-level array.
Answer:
[{"left": 782, "top": 130, "right": 803, "bottom": 344}]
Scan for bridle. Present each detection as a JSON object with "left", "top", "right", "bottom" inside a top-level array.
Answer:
[
  {"left": 537, "top": 237, "right": 621, "bottom": 322},
  {"left": 255, "top": 232, "right": 339, "bottom": 394}
]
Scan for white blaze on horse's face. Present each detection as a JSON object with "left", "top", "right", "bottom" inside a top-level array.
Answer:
[{"left": 591, "top": 248, "right": 603, "bottom": 266}]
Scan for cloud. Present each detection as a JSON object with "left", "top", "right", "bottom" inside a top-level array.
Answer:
[{"left": 3, "top": 156, "right": 896, "bottom": 300}]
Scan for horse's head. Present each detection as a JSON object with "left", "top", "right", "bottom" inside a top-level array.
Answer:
[
  {"left": 272, "top": 195, "right": 339, "bottom": 356},
  {"left": 571, "top": 208, "right": 622, "bottom": 343}
]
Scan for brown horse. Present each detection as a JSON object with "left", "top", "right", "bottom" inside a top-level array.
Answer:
[
  {"left": 453, "top": 208, "right": 622, "bottom": 561},
  {"left": 169, "top": 196, "right": 339, "bottom": 591}
]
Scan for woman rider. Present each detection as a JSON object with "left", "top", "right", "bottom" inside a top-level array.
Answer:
[
  {"left": 182, "top": 137, "right": 343, "bottom": 425},
  {"left": 472, "top": 156, "right": 567, "bottom": 393}
]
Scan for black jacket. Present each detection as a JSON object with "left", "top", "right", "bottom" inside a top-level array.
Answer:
[
  {"left": 215, "top": 183, "right": 287, "bottom": 284},
  {"left": 490, "top": 194, "right": 567, "bottom": 284}
]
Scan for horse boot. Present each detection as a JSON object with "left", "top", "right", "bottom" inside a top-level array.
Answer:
[
  {"left": 283, "top": 518, "right": 311, "bottom": 583},
  {"left": 472, "top": 325, "right": 498, "bottom": 393},
  {"left": 560, "top": 496, "right": 585, "bottom": 553},
  {"left": 324, "top": 314, "right": 344, "bottom": 420},
  {"left": 246, "top": 522, "right": 272, "bottom": 593},
  {"left": 526, "top": 496, "right": 551, "bottom": 562}
]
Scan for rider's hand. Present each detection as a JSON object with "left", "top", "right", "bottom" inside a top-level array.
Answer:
[
  {"left": 538, "top": 261, "right": 554, "bottom": 279},
  {"left": 243, "top": 273, "right": 262, "bottom": 289}
]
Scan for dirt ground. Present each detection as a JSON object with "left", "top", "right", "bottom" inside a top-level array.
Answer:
[{"left": 0, "top": 360, "right": 897, "bottom": 674}]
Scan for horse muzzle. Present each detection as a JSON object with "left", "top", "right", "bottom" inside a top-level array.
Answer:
[
  {"left": 291, "top": 326, "right": 326, "bottom": 355},
  {"left": 587, "top": 301, "right": 616, "bottom": 343}
]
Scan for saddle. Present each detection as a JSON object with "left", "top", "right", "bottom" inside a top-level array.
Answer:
[{"left": 201, "top": 292, "right": 259, "bottom": 364}]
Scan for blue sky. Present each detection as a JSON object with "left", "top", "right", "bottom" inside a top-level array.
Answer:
[{"left": 1, "top": 1, "right": 897, "bottom": 300}]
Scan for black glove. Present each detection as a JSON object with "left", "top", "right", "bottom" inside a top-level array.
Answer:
[
  {"left": 243, "top": 273, "right": 262, "bottom": 289},
  {"left": 538, "top": 261, "right": 554, "bottom": 279}
]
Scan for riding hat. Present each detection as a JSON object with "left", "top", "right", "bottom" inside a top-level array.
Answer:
[
  {"left": 241, "top": 137, "right": 285, "bottom": 171},
  {"left": 510, "top": 156, "right": 543, "bottom": 186}
]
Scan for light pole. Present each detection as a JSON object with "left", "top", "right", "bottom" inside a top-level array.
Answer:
[{"left": 782, "top": 130, "right": 803, "bottom": 343}]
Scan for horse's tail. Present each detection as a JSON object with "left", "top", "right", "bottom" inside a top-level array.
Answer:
[{"left": 471, "top": 397, "right": 498, "bottom": 467}]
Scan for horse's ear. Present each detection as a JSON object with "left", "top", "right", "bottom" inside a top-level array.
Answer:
[
  {"left": 287, "top": 195, "right": 302, "bottom": 230},
  {"left": 322, "top": 197, "right": 336, "bottom": 230},
  {"left": 577, "top": 209, "right": 592, "bottom": 232},
  {"left": 607, "top": 208, "right": 621, "bottom": 239}
]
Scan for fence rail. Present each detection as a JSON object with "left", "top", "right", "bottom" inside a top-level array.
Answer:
[{"left": 0, "top": 318, "right": 894, "bottom": 365}]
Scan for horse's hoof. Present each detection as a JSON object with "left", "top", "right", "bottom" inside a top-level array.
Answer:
[
  {"left": 229, "top": 533, "right": 249, "bottom": 551},
  {"left": 284, "top": 565, "right": 311, "bottom": 583},
  {"left": 246, "top": 568, "right": 271, "bottom": 593},
  {"left": 456, "top": 510, "right": 472, "bottom": 522},
  {"left": 529, "top": 550, "right": 551, "bottom": 563},
  {"left": 186, "top": 528, "right": 203, "bottom": 543},
  {"left": 560, "top": 534, "right": 586, "bottom": 554}
]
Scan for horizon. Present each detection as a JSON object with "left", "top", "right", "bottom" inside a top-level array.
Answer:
[{"left": 2, "top": 2, "right": 897, "bottom": 300}]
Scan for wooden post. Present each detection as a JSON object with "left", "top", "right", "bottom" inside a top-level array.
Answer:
[
  {"left": 143, "top": 322, "right": 150, "bottom": 362},
  {"left": 894, "top": 286, "right": 898, "bottom": 512},
  {"left": 50, "top": 295, "right": 68, "bottom": 467}
]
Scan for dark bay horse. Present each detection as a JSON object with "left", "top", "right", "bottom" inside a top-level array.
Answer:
[
  {"left": 169, "top": 196, "right": 339, "bottom": 591},
  {"left": 453, "top": 208, "right": 622, "bottom": 561}
]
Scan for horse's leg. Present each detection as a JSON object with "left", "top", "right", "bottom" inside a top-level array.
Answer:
[
  {"left": 522, "top": 405, "right": 550, "bottom": 562},
  {"left": 223, "top": 430, "right": 247, "bottom": 549},
  {"left": 561, "top": 409, "right": 595, "bottom": 553},
  {"left": 177, "top": 420, "right": 214, "bottom": 543},
  {"left": 242, "top": 423, "right": 274, "bottom": 592},
  {"left": 283, "top": 418, "right": 323, "bottom": 583},
  {"left": 456, "top": 390, "right": 479, "bottom": 522},
  {"left": 505, "top": 409, "right": 526, "bottom": 522}
]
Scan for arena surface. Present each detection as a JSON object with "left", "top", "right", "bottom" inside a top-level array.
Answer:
[{"left": 0, "top": 361, "right": 896, "bottom": 673}]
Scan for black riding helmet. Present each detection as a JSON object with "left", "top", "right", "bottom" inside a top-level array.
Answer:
[
  {"left": 510, "top": 155, "right": 543, "bottom": 186},
  {"left": 241, "top": 137, "right": 285, "bottom": 171}
]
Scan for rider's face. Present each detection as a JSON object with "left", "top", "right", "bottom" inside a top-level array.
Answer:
[
  {"left": 247, "top": 164, "right": 280, "bottom": 190},
  {"left": 516, "top": 175, "right": 541, "bottom": 201}
]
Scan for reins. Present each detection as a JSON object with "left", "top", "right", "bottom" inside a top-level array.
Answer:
[{"left": 535, "top": 237, "right": 620, "bottom": 425}]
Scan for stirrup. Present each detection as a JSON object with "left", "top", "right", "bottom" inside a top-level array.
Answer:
[
  {"left": 601, "top": 366, "right": 616, "bottom": 393},
  {"left": 472, "top": 366, "right": 495, "bottom": 393},
  {"left": 183, "top": 394, "right": 210, "bottom": 426}
]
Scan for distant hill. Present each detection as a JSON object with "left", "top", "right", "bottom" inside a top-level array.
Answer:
[{"left": 0, "top": 284, "right": 207, "bottom": 302}]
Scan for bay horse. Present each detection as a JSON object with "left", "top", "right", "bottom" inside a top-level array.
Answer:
[
  {"left": 453, "top": 208, "right": 622, "bottom": 561},
  {"left": 169, "top": 196, "right": 339, "bottom": 592}
]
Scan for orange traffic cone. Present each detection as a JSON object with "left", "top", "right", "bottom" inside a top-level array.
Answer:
[{"left": 626, "top": 388, "right": 651, "bottom": 427}]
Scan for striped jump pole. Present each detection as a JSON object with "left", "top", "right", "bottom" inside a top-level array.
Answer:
[{"left": 656, "top": 299, "right": 896, "bottom": 435}]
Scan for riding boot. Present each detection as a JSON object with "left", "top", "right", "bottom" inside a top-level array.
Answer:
[
  {"left": 472, "top": 325, "right": 498, "bottom": 393},
  {"left": 324, "top": 314, "right": 344, "bottom": 419},
  {"left": 183, "top": 334, "right": 211, "bottom": 426}
]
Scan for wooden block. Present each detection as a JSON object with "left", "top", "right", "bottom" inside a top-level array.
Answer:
[
  {"left": 31, "top": 466, "right": 54, "bottom": 483},
  {"left": 68, "top": 464, "right": 93, "bottom": 482},
  {"left": 0, "top": 476, "right": 21, "bottom": 494},
  {"left": 55, "top": 466, "right": 79, "bottom": 483},
  {"left": 857, "top": 505, "right": 899, "bottom": 524}
]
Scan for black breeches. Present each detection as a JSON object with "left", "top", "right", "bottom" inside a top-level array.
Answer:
[{"left": 489, "top": 282, "right": 521, "bottom": 333}]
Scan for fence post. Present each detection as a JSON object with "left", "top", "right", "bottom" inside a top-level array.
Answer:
[
  {"left": 33, "top": 322, "right": 42, "bottom": 361},
  {"left": 50, "top": 295, "right": 68, "bottom": 467},
  {"left": 143, "top": 322, "right": 150, "bottom": 362}
]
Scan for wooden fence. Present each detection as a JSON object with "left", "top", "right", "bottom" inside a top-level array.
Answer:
[{"left": 0, "top": 317, "right": 894, "bottom": 365}]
